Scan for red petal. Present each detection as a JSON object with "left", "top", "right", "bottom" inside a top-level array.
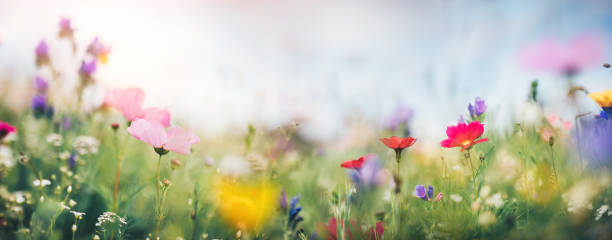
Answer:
[
  {"left": 399, "top": 137, "right": 416, "bottom": 149},
  {"left": 380, "top": 137, "right": 399, "bottom": 149}
]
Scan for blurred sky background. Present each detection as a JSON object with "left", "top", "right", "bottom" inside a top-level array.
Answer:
[{"left": 0, "top": 0, "right": 611, "bottom": 141}]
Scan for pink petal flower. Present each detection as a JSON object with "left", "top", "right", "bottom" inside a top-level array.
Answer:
[
  {"left": 105, "top": 88, "right": 145, "bottom": 121},
  {"left": 143, "top": 107, "right": 171, "bottom": 128},
  {"left": 435, "top": 192, "right": 444, "bottom": 202},
  {"left": 127, "top": 119, "right": 166, "bottom": 148},
  {"left": 164, "top": 126, "right": 200, "bottom": 155}
]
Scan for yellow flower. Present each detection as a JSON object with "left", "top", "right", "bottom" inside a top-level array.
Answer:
[
  {"left": 589, "top": 89, "right": 612, "bottom": 108},
  {"left": 214, "top": 178, "right": 279, "bottom": 231}
]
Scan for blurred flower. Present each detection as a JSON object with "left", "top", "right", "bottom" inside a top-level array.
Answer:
[
  {"left": 31, "top": 94, "right": 53, "bottom": 118},
  {"left": 340, "top": 154, "right": 370, "bottom": 169},
  {"left": 414, "top": 185, "right": 435, "bottom": 201},
  {"left": 485, "top": 193, "right": 504, "bottom": 208},
  {"left": 440, "top": 121, "right": 488, "bottom": 151},
  {"left": 595, "top": 204, "right": 610, "bottom": 221},
  {"left": 577, "top": 116, "right": 612, "bottom": 167},
  {"left": 127, "top": 119, "right": 199, "bottom": 155},
  {"left": 105, "top": 88, "right": 171, "bottom": 126},
  {"left": 214, "top": 178, "right": 278, "bottom": 231},
  {"left": 317, "top": 217, "right": 383, "bottom": 240},
  {"left": 380, "top": 136, "right": 416, "bottom": 154},
  {"left": 58, "top": 17, "right": 74, "bottom": 38},
  {"left": 478, "top": 211, "right": 497, "bottom": 227},
  {"left": 383, "top": 105, "right": 413, "bottom": 132},
  {"left": 73, "top": 136, "right": 100, "bottom": 155},
  {"left": 287, "top": 194, "right": 304, "bottom": 234},
  {"left": 347, "top": 154, "right": 389, "bottom": 189},
  {"left": 520, "top": 34, "right": 605, "bottom": 76},
  {"left": 86, "top": 37, "right": 111, "bottom": 64},
  {"left": 46, "top": 133, "right": 63, "bottom": 147},
  {"left": 468, "top": 97, "right": 487, "bottom": 119},
  {"left": 62, "top": 116, "right": 72, "bottom": 130},
  {"left": 589, "top": 89, "right": 612, "bottom": 119},
  {"left": 33, "top": 179, "right": 51, "bottom": 187},
  {"left": 79, "top": 59, "right": 97, "bottom": 78},
  {"left": 0, "top": 145, "right": 15, "bottom": 169},
  {"left": 0, "top": 121, "right": 17, "bottom": 141},
  {"left": 450, "top": 194, "right": 463, "bottom": 202},
  {"left": 34, "top": 76, "right": 48, "bottom": 92},
  {"left": 35, "top": 40, "right": 49, "bottom": 65}
]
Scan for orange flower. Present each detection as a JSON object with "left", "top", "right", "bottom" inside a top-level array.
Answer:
[{"left": 380, "top": 136, "right": 416, "bottom": 151}]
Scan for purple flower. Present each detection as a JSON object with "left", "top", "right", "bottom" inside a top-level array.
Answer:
[
  {"left": 35, "top": 40, "right": 49, "bottom": 64},
  {"left": 468, "top": 97, "right": 487, "bottom": 119},
  {"left": 414, "top": 185, "right": 438, "bottom": 201},
  {"left": 279, "top": 189, "right": 288, "bottom": 210},
  {"left": 577, "top": 115, "right": 612, "bottom": 168},
  {"left": 34, "top": 75, "right": 48, "bottom": 92},
  {"left": 59, "top": 17, "right": 74, "bottom": 37},
  {"left": 458, "top": 115, "right": 466, "bottom": 124},
  {"left": 86, "top": 37, "right": 110, "bottom": 63},
  {"left": 287, "top": 194, "right": 303, "bottom": 233},
  {"left": 348, "top": 154, "right": 387, "bottom": 189},
  {"left": 384, "top": 105, "right": 413, "bottom": 132},
  {"left": 31, "top": 94, "right": 47, "bottom": 112},
  {"left": 79, "top": 59, "right": 97, "bottom": 77},
  {"left": 69, "top": 153, "right": 77, "bottom": 168},
  {"left": 62, "top": 116, "right": 72, "bottom": 130}
]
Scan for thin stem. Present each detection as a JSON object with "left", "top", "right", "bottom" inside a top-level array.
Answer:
[
  {"left": 155, "top": 154, "right": 163, "bottom": 239},
  {"left": 465, "top": 150, "right": 477, "bottom": 200}
]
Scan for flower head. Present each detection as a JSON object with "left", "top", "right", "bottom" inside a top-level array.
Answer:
[
  {"left": 589, "top": 89, "right": 612, "bottom": 119},
  {"left": 105, "top": 88, "right": 171, "bottom": 127},
  {"left": 341, "top": 154, "right": 376, "bottom": 169},
  {"left": 87, "top": 37, "right": 111, "bottom": 64},
  {"left": 79, "top": 59, "right": 97, "bottom": 78},
  {"left": 0, "top": 121, "right": 17, "bottom": 140},
  {"left": 58, "top": 17, "right": 74, "bottom": 38},
  {"left": 347, "top": 154, "right": 389, "bottom": 189},
  {"left": 35, "top": 40, "right": 49, "bottom": 64},
  {"left": 380, "top": 136, "right": 416, "bottom": 152},
  {"left": 520, "top": 34, "right": 605, "bottom": 76},
  {"left": 440, "top": 121, "right": 488, "bottom": 151},
  {"left": 577, "top": 116, "right": 612, "bottom": 167},
  {"left": 414, "top": 185, "right": 442, "bottom": 201},
  {"left": 214, "top": 178, "right": 279, "bottom": 231},
  {"left": 468, "top": 97, "right": 487, "bottom": 119},
  {"left": 127, "top": 119, "right": 199, "bottom": 155},
  {"left": 31, "top": 94, "right": 53, "bottom": 118},
  {"left": 34, "top": 76, "right": 48, "bottom": 92}
]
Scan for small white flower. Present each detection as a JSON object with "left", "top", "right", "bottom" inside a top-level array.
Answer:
[
  {"left": 73, "top": 136, "right": 100, "bottom": 155},
  {"left": 485, "top": 193, "right": 504, "bottom": 208},
  {"left": 70, "top": 210, "right": 85, "bottom": 219},
  {"left": 478, "top": 211, "right": 497, "bottom": 226},
  {"left": 46, "top": 133, "right": 64, "bottom": 147},
  {"left": 595, "top": 204, "right": 610, "bottom": 221},
  {"left": 69, "top": 199, "right": 77, "bottom": 207},
  {"left": 72, "top": 224, "right": 77, "bottom": 232},
  {"left": 60, "top": 203, "right": 70, "bottom": 210},
  {"left": 450, "top": 194, "right": 463, "bottom": 202},
  {"left": 67, "top": 185, "right": 73, "bottom": 193},
  {"left": 479, "top": 185, "right": 491, "bottom": 198},
  {"left": 59, "top": 151, "right": 71, "bottom": 160},
  {"left": 33, "top": 179, "right": 51, "bottom": 187}
]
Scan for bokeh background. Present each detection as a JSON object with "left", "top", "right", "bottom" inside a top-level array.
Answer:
[{"left": 1, "top": 0, "right": 611, "bottom": 141}]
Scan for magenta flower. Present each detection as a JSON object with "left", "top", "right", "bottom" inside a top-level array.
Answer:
[
  {"left": 520, "top": 34, "right": 605, "bottom": 76},
  {"left": 34, "top": 75, "right": 48, "bottom": 92},
  {"left": 35, "top": 40, "right": 49, "bottom": 65},
  {"left": 0, "top": 121, "right": 17, "bottom": 140},
  {"left": 58, "top": 17, "right": 74, "bottom": 37},
  {"left": 127, "top": 119, "right": 200, "bottom": 155},
  {"left": 104, "top": 88, "right": 171, "bottom": 127},
  {"left": 86, "top": 37, "right": 110, "bottom": 64},
  {"left": 79, "top": 59, "right": 97, "bottom": 77}
]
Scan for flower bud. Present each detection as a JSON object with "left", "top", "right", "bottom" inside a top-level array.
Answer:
[
  {"left": 111, "top": 122, "right": 119, "bottom": 130},
  {"left": 162, "top": 179, "right": 171, "bottom": 187},
  {"left": 604, "top": 63, "right": 611, "bottom": 68},
  {"left": 18, "top": 152, "right": 29, "bottom": 164},
  {"left": 67, "top": 185, "right": 73, "bottom": 193},
  {"left": 72, "top": 224, "right": 77, "bottom": 232},
  {"left": 171, "top": 158, "right": 181, "bottom": 169}
]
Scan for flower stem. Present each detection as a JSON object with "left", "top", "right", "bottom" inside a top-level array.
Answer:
[
  {"left": 155, "top": 153, "right": 163, "bottom": 239},
  {"left": 464, "top": 150, "right": 477, "bottom": 200}
]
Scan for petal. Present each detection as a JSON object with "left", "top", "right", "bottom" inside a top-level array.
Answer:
[
  {"left": 427, "top": 185, "right": 434, "bottom": 199},
  {"left": 473, "top": 138, "right": 489, "bottom": 145},
  {"left": 399, "top": 137, "right": 416, "bottom": 149},
  {"left": 414, "top": 185, "right": 426, "bottom": 199},
  {"left": 440, "top": 139, "right": 460, "bottom": 148},
  {"left": 164, "top": 126, "right": 199, "bottom": 155},
  {"left": 467, "top": 121, "right": 485, "bottom": 140},
  {"left": 105, "top": 88, "right": 145, "bottom": 121},
  {"left": 143, "top": 107, "right": 171, "bottom": 128},
  {"left": 380, "top": 137, "right": 399, "bottom": 149},
  {"left": 127, "top": 119, "right": 166, "bottom": 148}
]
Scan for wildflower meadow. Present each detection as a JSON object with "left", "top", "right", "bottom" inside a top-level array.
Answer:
[{"left": 1, "top": 7, "right": 612, "bottom": 240}]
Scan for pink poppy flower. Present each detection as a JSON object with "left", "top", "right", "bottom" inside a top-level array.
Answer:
[
  {"left": 520, "top": 34, "right": 605, "bottom": 75},
  {"left": 127, "top": 119, "right": 199, "bottom": 155},
  {"left": 440, "top": 121, "right": 489, "bottom": 151},
  {"left": 105, "top": 88, "right": 170, "bottom": 127}
]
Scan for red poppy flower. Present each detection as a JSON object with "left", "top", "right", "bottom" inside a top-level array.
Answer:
[
  {"left": 440, "top": 121, "right": 488, "bottom": 151},
  {"left": 380, "top": 136, "right": 416, "bottom": 151},
  {"left": 340, "top": 154, "right": 374, "bottom": 169}
]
